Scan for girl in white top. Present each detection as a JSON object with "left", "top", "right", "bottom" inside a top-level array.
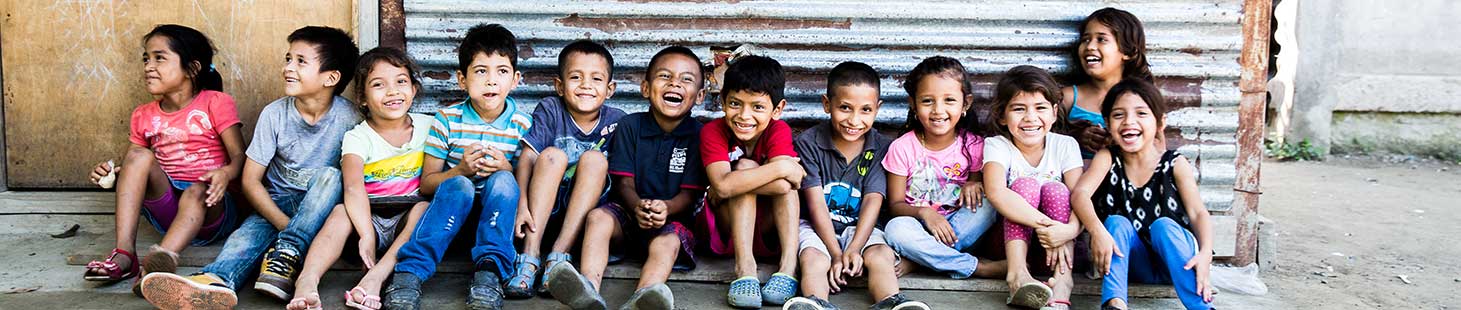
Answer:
[{"left": 983, "top": 66, "right": 1085, "bottom": 310}]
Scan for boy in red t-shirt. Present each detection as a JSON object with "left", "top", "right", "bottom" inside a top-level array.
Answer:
[{"left": 697, "top": 55, "right": 804, "bottom": 308}]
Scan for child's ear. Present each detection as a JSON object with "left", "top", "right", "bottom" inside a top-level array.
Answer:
[
  {"left": 772, "top": 99, "right": 787, "bottom": 119},
  {"left": 509, "top": 70, "right": 523, "bottom": 89},
  {"left": 323, "top": 70, "right": 341, "bottom": 88},
  {"left": 821, "top": 95, "right": 832, "bottom": 113},
  {"left": 604, "top": 80, "right": 617, "bottom": 101},
  {"left": 640, "top": 78, "right": 651, "bottom": 99},
  {"left": 457, "top": 70, "right": 468, "bottom": 91},
  {"left": 552, "top": 75, "right": 566, "bottom": 98}
]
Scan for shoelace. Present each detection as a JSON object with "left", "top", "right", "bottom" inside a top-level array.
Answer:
[{"left": 264, "top": 252, "right": 299, "bottom": 276}]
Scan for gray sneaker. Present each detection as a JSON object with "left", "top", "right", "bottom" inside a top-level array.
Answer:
[
  {"left": 546, "top": 262, "right": 607, "bottom": 310},
  {"left": 620, "top": 283, "right": 674, "bottom": 310},
  {"left": 784, "top": 296, "right": 839, "bottom": 310},
  {"left": 870, "top": 293, "right": 930, "bottom": 310}
]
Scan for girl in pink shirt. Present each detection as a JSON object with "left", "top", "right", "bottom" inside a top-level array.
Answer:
[{"left": 84, "top": 25, "right": 244, "bottom": 295}]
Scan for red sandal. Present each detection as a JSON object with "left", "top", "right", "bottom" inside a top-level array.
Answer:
[{"left": 84, "top": 248, "right": 139, "bottom": 282}]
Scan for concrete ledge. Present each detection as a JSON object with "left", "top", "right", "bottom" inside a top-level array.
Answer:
[{"left": 67, "top": 240, "right": 1181, "bottom": 298}]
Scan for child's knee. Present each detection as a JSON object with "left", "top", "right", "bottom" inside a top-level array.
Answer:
[
  {"left": 179, "top": 184, "right": 208, "bottom": 200},
  {"left": 883, "top": 216, "right": 922, "bottom": 241},
  {"left": 482, "top": 172, "right": 520, "bottom": 201},
  {"left": 1039, "top": 181, "right": 1069, "bottom": 196},
  {"left": 1104, "top": 215, "right": 1135, "bottom": 236},
  {"left": 537, "top": 147, "right": 568, "bottom": 169},
  {"left": 649, "top": 232, "right": 680, "bottom": 250},
  {"left": 124, "top": 147, "right": 155, "bottom": 163},
  {"left": 863, "top": 245, "right": 897, "bottom": 268},
  {"left": 1010, "top": 177, "right": 1040, "bottom": 194},
  {"left": 585, "top": 208, "right": 617, "bottom": 228},
  {"left": 578, "top": 150, "right": 607, "bottom": 168},
  {"left": 798, "top": 248, "right": 830, "bottom": 271},
  {"left": 732, "top": 158, "right": 760, "bottom": 170}
]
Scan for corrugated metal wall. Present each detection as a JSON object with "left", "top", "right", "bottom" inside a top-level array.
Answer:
[{"left": 401, "top": 0, "right": 1245, "bottom": 228}]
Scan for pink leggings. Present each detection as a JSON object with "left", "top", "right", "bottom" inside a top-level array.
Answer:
[{"left": 1002, "top": 178, "right": 1072, "bottom": 242}]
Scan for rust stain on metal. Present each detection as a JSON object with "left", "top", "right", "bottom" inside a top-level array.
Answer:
[
  {"left": 1231, "top": 0, "right": 1273, "bottom": 267},
  {"left": 1179, "top": 46, "right": 1204, "bottom": 56},
  {"left": 519, "top": 41, "right": 537, "bottom": 60},
  {"left": 423, "top": 71, "right": 452, "bottom": 80},
  {"left": 555, "top": 13, "right": 852, "bottom": 33},
  {"left": 380, "top": 0, "right": 407, "bottom": 49}
]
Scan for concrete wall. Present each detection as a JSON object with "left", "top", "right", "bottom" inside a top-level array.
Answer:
[{"left": 1286, "top": 0, "right": 1461, "bottom": 159}]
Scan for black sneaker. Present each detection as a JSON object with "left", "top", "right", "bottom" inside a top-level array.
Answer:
[
  {"left": 870, "top": 293, "right": 930, "bottom": 310},
  {"left": 468, "top": 269, "right": 505, "bottom": 310},
  {"left": 253, "top": 246, "right": 300, "bottom": 301},
  {"left": 383, "top": 272, "right": 422, "bottom": 310}
]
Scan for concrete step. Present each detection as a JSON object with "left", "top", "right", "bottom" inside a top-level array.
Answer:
[{"left": 21, "top": 191, "right": 1182, "bottom": 297}]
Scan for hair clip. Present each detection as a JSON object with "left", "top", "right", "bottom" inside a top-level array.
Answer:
[{"left": 209, "top": 63, "right": 217, "bottom": 72}]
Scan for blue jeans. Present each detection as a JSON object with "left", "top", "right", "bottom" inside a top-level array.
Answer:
[
  {"left": 200, "top": 167, "right": 342, "bottom": 290},
  {"left": 1103, "top": 216, "right": 1211, "bottom": 310},
  {"left": 394, "top": 173, "right": 519, "bottom": 281},
  {"left": 883, "top": 203, "right": 998, "bottom": 279}
]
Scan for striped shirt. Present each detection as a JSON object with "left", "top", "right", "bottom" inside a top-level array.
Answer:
[{"left": 425, "top": 97, "right": 532, "bottom": 184}]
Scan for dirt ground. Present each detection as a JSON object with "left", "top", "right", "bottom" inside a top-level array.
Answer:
[{"left": 1259, "top": 155, "right": 1461, "bottom": 309}]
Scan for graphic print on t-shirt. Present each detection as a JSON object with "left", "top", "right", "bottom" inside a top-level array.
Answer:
[
  {"left": 907, "top": 158, "right": 963, "bottom": 211},
  {"left": 144, "top": 110, "right": 221, "bottom": 169},
  {"left": 822, "top": 181, "right": 862, "bottom": 225}
]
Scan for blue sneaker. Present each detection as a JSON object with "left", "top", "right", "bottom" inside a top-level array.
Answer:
[
  {"left": 727, "top": 276, "right": 762, "bottom": 309},
  {"left": 761, "top": 273, "right": 798, "bottom": 305}
]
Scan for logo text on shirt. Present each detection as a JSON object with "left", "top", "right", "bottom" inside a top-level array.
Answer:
[{"left": 669, "top": 147, "right": 688, "bottom": 173}]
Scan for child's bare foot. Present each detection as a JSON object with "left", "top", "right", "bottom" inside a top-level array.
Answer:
[
  {"left": 974, "top": 259, "right": 1008, "bottom": 278},
  {"left": 286, "top": 291, "right": 321, "bottom": 310},
  {"left": 894, "top": 259, "right": 919, "bottom": 277}
]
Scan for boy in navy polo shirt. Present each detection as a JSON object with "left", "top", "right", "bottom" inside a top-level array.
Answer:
[{"left": 544, "top": 46, "right": 707, "bottom": 310}]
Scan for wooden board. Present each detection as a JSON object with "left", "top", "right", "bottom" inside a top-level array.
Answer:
[{"left": 0, "top": 0, "right": 354, "bottom": 188}]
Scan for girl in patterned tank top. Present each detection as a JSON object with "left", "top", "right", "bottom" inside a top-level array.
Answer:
[{"left": 1069, "top": 79, "right": 1214, "bottom": 310}]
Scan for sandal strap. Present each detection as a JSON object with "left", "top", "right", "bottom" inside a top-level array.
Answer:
[{"left": 1050, "top": 300, "right": 1072, "bottom": 305}]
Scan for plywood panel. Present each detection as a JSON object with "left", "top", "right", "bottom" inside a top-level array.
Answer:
[{"left": 1, "top": 0, "right": 354, "bottom": 188}]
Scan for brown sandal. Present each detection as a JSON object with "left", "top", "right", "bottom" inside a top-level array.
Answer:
[{"left": 84, "top": 248, "right": 138, "bottom": 282}]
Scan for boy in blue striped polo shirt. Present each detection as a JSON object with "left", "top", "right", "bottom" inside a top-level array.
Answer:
[{"left": 383, "top": 23, "right": 532, "bottom": 310}]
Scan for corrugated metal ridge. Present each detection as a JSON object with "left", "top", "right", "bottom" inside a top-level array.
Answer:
[{"left": 401, "top": 0, "right": 1248, "bottom": 213}]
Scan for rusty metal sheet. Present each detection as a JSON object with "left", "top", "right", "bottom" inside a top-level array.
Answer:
[{"left": 400, "top": 0, "right": 1250, "bottom": 219}]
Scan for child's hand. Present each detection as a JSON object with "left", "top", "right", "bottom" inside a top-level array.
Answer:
[
  {"left": 827, "top": 247, "right": 845, "bottom": 294},
  {"left": 1090, "top": 230, "right": 1123, "bottom": 276},
  {"left": 514, "top": 209, "right": 536, "bottom": 239},
  {"left": 1035, "top": 219, "right": 1078, "bottom": 249},
  {"left": 1045, "top": 242, "right": 1074, "bottom": 274},
  {"left": 199, "top": 168, "right": 231, "bottom": 207},
  {"left": 841, "top": 248, "right": 865, "bottom": 278},
  {"left": 89, "top": 161, "right": 114, "bottom": 185},
  {"left": 476, "top": 147, "right": 509, "bottom": 176},
  {"left": 636, "top": 200, "right": 666, "bottom": 229},
  {"left": 1185, "top": 251, "right": 1214, "bottom": 302},
  {"left": 456, "top": 144, "right": 486, "bottom": 176},
  {"left": 959, "top": 181, "right": 984, "bottom": 211},
  {"left": 358, "top": 235, "right": 378, "bottom": 270},
  {"left": 917, "top": 207, "right": 957, "bottom": 246},
  {"left": 1074, "top": 120, "right": 1112, "bottom": 155},
  {"left": 776, "top": 158, "right": 805, "bottom": 188}
]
